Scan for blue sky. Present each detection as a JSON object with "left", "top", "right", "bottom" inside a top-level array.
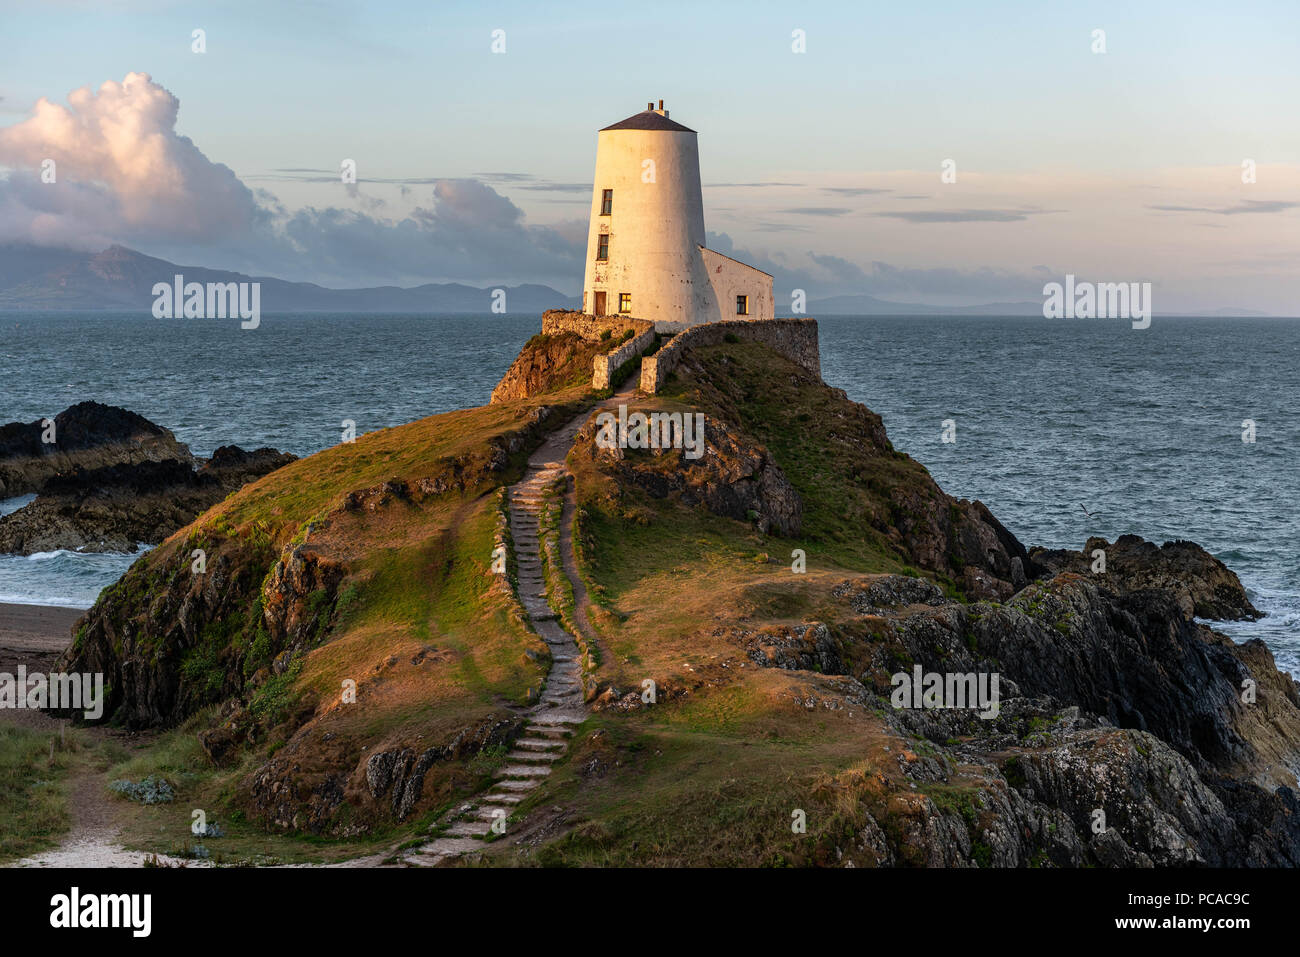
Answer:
[{"left": 1, "top": 0, "right": 1297, "bottom": 311}]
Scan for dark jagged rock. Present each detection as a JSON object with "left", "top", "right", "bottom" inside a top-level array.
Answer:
[
  {"left": 1031, "top": 534, "right": 1261, "bottom": 620},
  {"left": 0, "top": 400, "right": 192, "bottom": 497},
  {"left": 888, "top": 576, "right": 1293, "bottom": 781},
  {"left": 781, "top": 535, "right": 1300, "bottom": 866},
  {"left": 202, "top": 444, "right": 297, "bottom": 480},
  {"left": 833, "top": 574, "right": 951, "bottom": 613},
  {"left": 737, "top": 621, "right": 844, "bottom": 673},
  {"left": 0, "top": 445, "right": 295, "bottom": 554}
]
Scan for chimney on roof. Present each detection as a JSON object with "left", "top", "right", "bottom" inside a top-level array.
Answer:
[
  {"left": 654, "top": 98, "right": 668, "bottom": 118},
  {"left": 647, "top": 101, "right": 654, "bottom": 111}
]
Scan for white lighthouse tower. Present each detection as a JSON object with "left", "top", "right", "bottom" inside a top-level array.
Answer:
[{"left": 582, "top": 101, "right": 774, "bottom": 331}]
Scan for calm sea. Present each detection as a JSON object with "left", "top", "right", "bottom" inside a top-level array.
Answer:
[{"left": 2, "top": 313, "right": 1296, "bottom": 675}]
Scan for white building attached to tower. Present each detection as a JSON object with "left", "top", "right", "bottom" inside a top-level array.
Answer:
[{"left": 582, "top": 101, "right": 774, "bottom": 331}]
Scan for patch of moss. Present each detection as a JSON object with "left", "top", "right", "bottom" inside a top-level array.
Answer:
[{"left": 248, "top": 661, "right": 304, "bottom": 726}]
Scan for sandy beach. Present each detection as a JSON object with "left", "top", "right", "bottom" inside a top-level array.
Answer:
[
  {"left": 0, "top": 601, "right": 82, "bottom": 674},
  {"left": 0, "top": 600, "right": 177, "bottom": 867}
]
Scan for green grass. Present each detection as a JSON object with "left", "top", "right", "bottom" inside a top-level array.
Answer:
[
  {"left": 59, "top": 332, "right": 1028, "bottom": 863},
  {"left": 0, "top": 724, "right": 75, "bottom": 862},
  {"left": 502, "top": 711, "right": 887, "bottom": 868},
  {"left": 248, "top": 662, "right": 305, "bottom": 725},
  {"left": 573, "top": 483, "right": 768, "bottom": 603},
  {"left": 658, "top": 341, "right": 953, "bottom": 581},
  {"left": 197, "top": 389, "right": 591, "bottom": 539},
  {"left": 571, "top": 340, "right": 955, "bottom": 635},
  {"left": 104, "top": 708, "right": 414, "bottom": 864},
  {"left": 106, "top": 709, "right": 214, "bottom": 800}
]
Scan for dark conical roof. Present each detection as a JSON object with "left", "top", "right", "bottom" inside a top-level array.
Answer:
[{"left": 600, "top": 110, "right": 696, "bottom": 133}]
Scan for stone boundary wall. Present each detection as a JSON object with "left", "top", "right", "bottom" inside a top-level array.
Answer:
[
  {"left": 593, "top": 327, "right": 657, "bottom": 391},
  {"left": 640, "top": 318, "right": 820, "bottom": 394},
  {"left": 538, "top": 310, "right": 657, "bottom": 391}
]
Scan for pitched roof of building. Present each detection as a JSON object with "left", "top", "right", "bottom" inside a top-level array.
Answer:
[{"left": 601, "top": 110, "right": 696, "bottom": 133}]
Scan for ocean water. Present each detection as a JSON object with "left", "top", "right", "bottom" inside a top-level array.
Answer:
[{"left": 1, "top": 312, "right": 1296, "bottom": 675}]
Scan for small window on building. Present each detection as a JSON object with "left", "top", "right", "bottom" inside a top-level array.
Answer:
[
  {"left": 619, "top": 293, "right": 632, "bottom": 314},
  {"left": 601, "top": 189, "right": 613, "bottom": 216},
  {"left": 597, "top": 234, "right": 609, "bottom": 261},
  {"left": 736, "top": 295, "right": 749, "bottom": 315}
]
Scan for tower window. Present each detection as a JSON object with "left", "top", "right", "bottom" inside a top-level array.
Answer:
[
  {"left": 600, "top": 189, "right": 613, "bottom": 215},
  {"left": 597, "top": 234, "right": 609, "bottom": 261},
  {"left": 619, "top": 293, "right": 632, "bottom": 314},
  {"left": 736, "top": 295, "right": 749, "bottom": 315}
]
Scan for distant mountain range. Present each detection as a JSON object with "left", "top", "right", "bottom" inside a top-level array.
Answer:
[
  {"left": 0, "top": 243, "right": 1272, "bottom": 317},
  {"left": 0, "top": 244, "right": 579, "bottom": 314}
]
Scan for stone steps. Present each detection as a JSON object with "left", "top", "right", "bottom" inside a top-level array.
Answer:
[
  {"left": 443, "top": 819, "right": 492, "bottom": 837},
  {"left": 402, "top": 835, "right": 484, "bottom": 865},
  {"left": 528, "top": 712, "right": 583, "bottom": 726},
  {"left": 506, "top": 750, "right": 561, "bottom": 763},
  {"left": 401, "top": 452, "right": 589, "bottom": 867},
  {"left": 524, "top": 725, "right": 572, "bottom": 738},
  {"left": 495, "top": 763, "right": 552, "bottom": 778}
]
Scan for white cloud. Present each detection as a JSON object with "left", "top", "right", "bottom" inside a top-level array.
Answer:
[
  {"left": 0, "top": 72, "right": 262, "bottom": 247},
  {"left": 0, "top": 73, "right": 584, "bottom": 288}
]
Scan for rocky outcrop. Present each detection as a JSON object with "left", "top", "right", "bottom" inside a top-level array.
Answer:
[
  {"left": 577, "top": 414, "right": 803, "bottom": 535},
  {"left": 833, "top": 574, "right": 951, "bottom": 613},
  {"left": 243, "top": 714, "right": 526, "bottom": 833},
  {"left": 738, "top": 621, "right": 844, "bottom": 673},
  {"left": 490, "top": 332, "right": 605, "bottom": 403},
  {"left": 260, "top": 543, "right": 348, "bottom": 653},
  {"left": 872, "top": 572, "right": 1296, "bottom": 782},
  {"left": 682, "top": 347, "right": 1037, "bottom": 597},
  {"left": 363, "top": 717, "right": 524, "bottom": 821},
  {"left": 759, "top": 536, "right": 1300, "bottom": 867},
  {"left": 1031, "top": 534, "right": 1260, "bottom": 620},
  {"left": 0, "top": 445, "right": 294, "bottom": 554},
  {"left": 55, "top": 530, "right": 278, "bottom": 727},
  {"left": 843, "top": 719, "right": 1297, "bottom": 868},
  {"left": 203, "top": 444, "right": 296, "bottom": 482},
  {"left": 0, "top": 400, "right": 192, "bottom": 497}
]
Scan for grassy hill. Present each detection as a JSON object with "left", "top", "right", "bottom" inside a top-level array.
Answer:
[{"left": 51, "top": 329, "right": 1300, "bottom": 867}]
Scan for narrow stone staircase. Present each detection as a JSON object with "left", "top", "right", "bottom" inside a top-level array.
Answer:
[{"left": 401, "top": 453, "right": 586, "bottom": 866}]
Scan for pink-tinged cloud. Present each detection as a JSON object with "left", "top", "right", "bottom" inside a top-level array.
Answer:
[
  {"left": 0, "top": 72, "right": 261, "bottom": 247},
  {"left": 0, "top": 73, "right": 584, "bottom": 287}
]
